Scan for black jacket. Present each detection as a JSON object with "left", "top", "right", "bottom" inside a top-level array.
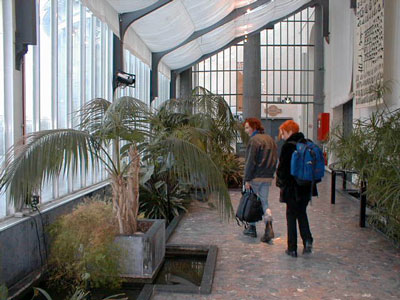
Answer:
[
  {"left": 244, "top": 133, "right": 278, "bottom": 182},
  {"left": 276, "top": 132, "right": 317, "bottom": 203}
]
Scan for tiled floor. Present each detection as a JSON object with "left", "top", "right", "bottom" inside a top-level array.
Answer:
[{"left": 152, "top": 175, "right": 400, "bottom": 300}]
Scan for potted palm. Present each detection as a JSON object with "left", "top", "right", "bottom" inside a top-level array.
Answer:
[
  {"left": 0, "top": 95, "right": 232, "bottom": 280},
  {"left": 151, "top": 87, "right": 246, "bottom": 197},
  {"left": 328, "top": 81, "right": 400, "bottom": 242}
]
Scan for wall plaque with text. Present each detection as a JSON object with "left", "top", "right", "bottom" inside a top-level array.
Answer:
[{"left": 355, "top": 0, "right": 384, "bottom": 107}]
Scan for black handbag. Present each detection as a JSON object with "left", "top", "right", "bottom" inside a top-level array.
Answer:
[{"left": 236, "top": 188, "right": 263, "bottom": 225}]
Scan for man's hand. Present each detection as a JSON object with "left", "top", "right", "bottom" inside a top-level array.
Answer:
[{"left": 245, "top": 181, "right": 251, "bottom": 190}]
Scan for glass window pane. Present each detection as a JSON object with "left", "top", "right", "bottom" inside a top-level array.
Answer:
[
  {"left": 204, "top": 58, "right": 210, "bottom": 71},
  {"left": 288, "top": 47, "right": 294, "bottom": 70},
  {"left": 210, "top": 72, "right": 216, "bottom": 93},
  {"left": 267, "top": 71, "right": 274, "bottom": 94},
  {"left": 0, "top": 1, "right": 4, "bottom": 217},
  {"left": 237, "top": 45, "right": 243, "bottom": 64},
  {"left": 281, "top": 72, "right": 287, "bottom": 95},
  {"left": 261, "top": 46, "right": 266, "bottom": 70},
  {"left": 230, "top": 47, "right": 236, "bottom": 70},
  {"left": 25, "top": 46, "right": 34, "bottom": 134},
  {"left": 260, "top": 29, "right": 267, "bottom": 45},
  {"left": 95, "top": 18, "right": 102, "bottom": 97},
  {"left": 281, "top": 22, "right": 287, "bottom": 44},
  {"left": 224, "top": 49, "right": 230, "bottom": 69},
  {"left": 58, "top": 0, "right": 67, "bottom": 129},
  {"left": 261, "top": 71, "right": 266, "bottom": 94},
  {"left": 274, "top": 23, "right": 280, "bottom": 44},
  {"left": 274, "top": 71, "right": 281, "bottom": 95},
  {"left": 281, "top": 47, "right": 287, "bottom": 69},
  {"left": 41, "top": 181, "right": 53, "bottom": 203},
  {"left": 71, "top": 0, "right": 82, "bottom": 189},
  {"left": 198, "top": 61, "right": 204, "bottom": 71},
  {"left": 217, "top": 52, "right": 223, "bottom": 70},
  {"left": 274, "top": 47, "right": 280, "bottom": 68},
  {"left": 223, "top": 71, "right": 230, "bottom": 95},
  {"left": 211, "top": 55, "right": 217, "bottom": 70},
  {"left": 40, "top": 0, "right": 52, "bottom": 130},
  {"left": 204, "top": 72, "right": 210, "bottom": 91},
  {"left": 268, "top": 29, "right": 273, "bottom": 44},
  {"left": 198, "top": 72, "right": 204, "bottom": 88},
  {"left": 231, "top": 72, "right": 237, "bottom": 94},
  {"left": 217, "top": 71, "right": 223, "bottom": 94},
  {"left": 267, "top": 47, "right": 274, "bottom": 70},
  {"left": 85, "top": 9, "right": 93, "bottom": 102}
]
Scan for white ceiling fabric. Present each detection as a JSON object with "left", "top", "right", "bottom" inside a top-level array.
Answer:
[
  {"left": 82, "top": 0, "right": 120, "bottom": 36},
  {"left": 123, "top": 26, "right": 172, "bottom": 79},
  {"left": 182, "top": 0, "right": 236, "bottom": 31},
  {"left": 158, "top": 62, "right": 172, "bottom": 79},
  {"left": 124, "top": 26, "right": 152, "bottom": 67},
  {"left": 107, "top": 0, "right": 159, "bottom": 13},
  {"left": 102, "top": 0, "right": 313, "bottom": 70},
  {"left": 107, "top": 0, "right": 257, "bottom": 14},
  {"left": 132, "top": 0, "right": 195, "bottom": 52},
  {"left": 162, "top": 0, "right": 311, "bottom": 70}
]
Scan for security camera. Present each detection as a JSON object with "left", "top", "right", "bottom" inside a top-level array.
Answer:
[{"left": 116, "top": 71, "right": 136, "bottom": 87}]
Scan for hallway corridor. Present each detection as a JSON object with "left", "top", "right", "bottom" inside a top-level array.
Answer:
[{"left": 153, "top": 174, "right": 400, "bottom": 300}]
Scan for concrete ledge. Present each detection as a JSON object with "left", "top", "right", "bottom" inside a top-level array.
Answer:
[
  {"left": 151, "top": 244, "right": 218, "bottom": 295},
  {"left": 166, "top": 210, "right": 185, "bottom": 242},
  {"left": 116, "top": 219, "right": 166, "bottom": 281}
]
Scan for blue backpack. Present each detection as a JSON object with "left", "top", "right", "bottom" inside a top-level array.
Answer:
[{"left": 290, "top": 139, "right": 325, "bottom": 186}]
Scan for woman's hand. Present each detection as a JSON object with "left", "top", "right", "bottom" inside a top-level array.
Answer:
[{"left": 245, "top": 181, "right": 251, "bottom": 190}]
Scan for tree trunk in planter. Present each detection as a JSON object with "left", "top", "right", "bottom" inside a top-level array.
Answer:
[{"left": 111, "top": 146, "right": 140, "bottom": 235}]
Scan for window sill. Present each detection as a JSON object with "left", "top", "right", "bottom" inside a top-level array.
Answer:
[{"left": 0, "top": 180, "right": 110, "bottom": 232}]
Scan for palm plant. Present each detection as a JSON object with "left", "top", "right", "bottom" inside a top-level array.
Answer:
[
  {"left": 152, "top": 87, "right": 245, "bottom": 186},
  {"left": 153, "top": 87, "right": 243, "bottom": 154},
  {"left": 31, "top": 287, "right": 127, "bottom": 300},
  {"left": 0, "top": 95, "right": 232, "bottom": 235},
  {"left": 139, "top": 158, "right": 191, "bottom": 220},
  {"left": 328, "top": 108, "right": 400, "bottom": 242}
]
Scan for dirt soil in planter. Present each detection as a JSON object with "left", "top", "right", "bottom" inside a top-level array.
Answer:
[{"left": 137, "top": 220, "right": 153, "bottom": 233}]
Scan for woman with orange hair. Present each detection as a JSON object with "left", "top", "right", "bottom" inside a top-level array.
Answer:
[{"left": 276, "top": 120, "right": 314, "bottom": 257}]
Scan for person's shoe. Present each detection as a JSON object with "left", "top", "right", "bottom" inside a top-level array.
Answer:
[
  {"left": 260, "top": 221, "right": 274, "bottom": 243},
  {"left": 243, "top": 225, "right": 257, "bottom": 237},
  {"left": 285, "top": 249, "right": 298, "bottom": 257},
  {"left": 303, "top": 240, "right": 313, "bottom": 254}
]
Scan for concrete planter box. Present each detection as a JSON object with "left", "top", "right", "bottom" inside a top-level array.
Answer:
[{"left": 115, "top": 219, "right": 165, "bottom": 281}]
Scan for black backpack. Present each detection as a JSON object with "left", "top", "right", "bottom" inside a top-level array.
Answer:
[{"left": 235, "top": 188, "right": 263, "bottom": 226}]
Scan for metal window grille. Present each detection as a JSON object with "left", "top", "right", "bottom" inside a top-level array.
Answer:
[{"left": 192, "top": 7, "right": 315, "bottom": 118}]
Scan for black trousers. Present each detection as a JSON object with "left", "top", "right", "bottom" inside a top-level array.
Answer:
[{"left": 286, "top": 198, "right": 313, "bottom": 251}]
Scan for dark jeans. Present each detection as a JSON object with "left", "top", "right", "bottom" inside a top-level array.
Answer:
[{"left": 286, "top": 198, "right": 313, "bottom": 251}]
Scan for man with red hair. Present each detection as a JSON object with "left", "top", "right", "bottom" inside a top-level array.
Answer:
[
  {"left": 277, "top": 120, "right": 314, "bottom": 257},
  {"left": 242, "top": 118, "right": 278, "bottom": 242}
]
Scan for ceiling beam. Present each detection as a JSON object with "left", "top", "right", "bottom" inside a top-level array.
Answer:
[
  {"left": 173, "top": 0, "right": 317, "bottom": 74},
  {"left": 120, "top": 0, "right": 173, "bottom": 40},
  {"left": 321, "top": 0, "right": 329, "bottom": 38}
]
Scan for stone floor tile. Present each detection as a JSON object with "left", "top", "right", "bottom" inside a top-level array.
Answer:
[{"left": 151, "top": 175, "right": 400, "bottom": 300}]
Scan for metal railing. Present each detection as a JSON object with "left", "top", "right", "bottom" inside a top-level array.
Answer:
[{"left": 329, "top": 163, "right": 367, "bottom": 228}]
